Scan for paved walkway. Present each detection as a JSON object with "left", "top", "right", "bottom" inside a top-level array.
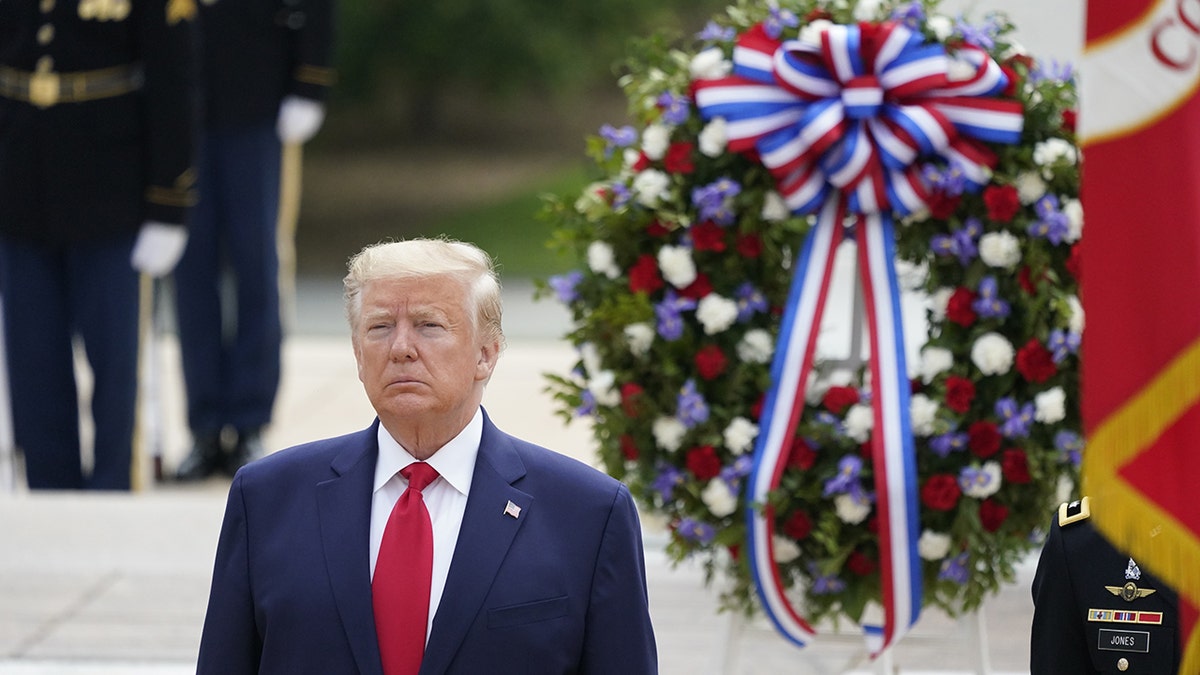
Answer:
[{"left": 0, "top": 279, "right": 1035, "bottom": 674}]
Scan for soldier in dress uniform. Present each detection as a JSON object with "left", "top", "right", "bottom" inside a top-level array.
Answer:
[
  {"left": 1031, "top": 496, "right": 1181, "bottom": 674},
  {"left": 173, "top": 0, "right": 336, "bottom": 481},
  {"left": 0, "top": 0, "right": 199, "bottom": 490}
]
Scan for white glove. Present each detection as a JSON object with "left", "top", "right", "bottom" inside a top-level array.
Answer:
[
  {"left": 276, "top": 95, "right": 326, "bottom": 144},
  {"left": 131, "top": 222, "right": 188, "bottom": 277}
]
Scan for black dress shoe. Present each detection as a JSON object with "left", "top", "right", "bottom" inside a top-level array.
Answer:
[
  {"left": 175, "top": 433, "right": 223, "bottom": 482},
  {"left": 224, "top": 429, "right": 266, "bottom": 476}
]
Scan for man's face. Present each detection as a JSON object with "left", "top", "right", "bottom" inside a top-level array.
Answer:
[{"left": 353, "top": 276, "right": 498, "bottom": 436}]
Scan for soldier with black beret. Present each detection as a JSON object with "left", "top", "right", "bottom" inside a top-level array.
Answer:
[
  {"left": 0, "top": 0, "right": 199, "bottom": 490},
  {"left": 173, "top": 0, "right": 336, "bottom": 481},
  {"left": 1031, "top": 496, "right": 1181, "bottom": 674}
]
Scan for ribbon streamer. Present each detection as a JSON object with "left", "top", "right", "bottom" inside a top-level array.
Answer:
[{"left": 695, "top": 20, "right": 1023, "bottom": 655}]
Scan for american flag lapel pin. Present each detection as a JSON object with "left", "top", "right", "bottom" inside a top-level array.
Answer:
[{"left": 503, "top": 500, "right": 521, "bottom": 519}]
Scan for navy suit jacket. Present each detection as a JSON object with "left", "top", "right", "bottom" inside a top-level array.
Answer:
[{"left": 196, "top": 411, "right": 658, "bottom": 674}]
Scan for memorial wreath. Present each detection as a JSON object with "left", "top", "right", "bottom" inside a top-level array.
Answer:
[{"left": 539, "top": 0, "right": 1081, "bottom": 647}]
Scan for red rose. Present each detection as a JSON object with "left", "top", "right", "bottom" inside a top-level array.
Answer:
[
  {"left": 927, "top": 192, "right": 962, "bottom": 219},
  {"left": 690, "top": 221, "right": 727, "bottom": 252},
  {"left": 783, "top": 510, "right": 812, "bottom": 540},
  {"left": 1018, "top": 266, "right": 1037, "bottom": 295},
  {"left": 630, "top": 152, "right": 650, "bottom": 172},
  {"left": 968, "top": 420, "right": 1002, "bottom": 458},
  {"left": 921, "top": 474, "right": 962, "bottom": 511},
  {"left": 1001, "top": 448, "right": 1032, "bottom": 484},
  {"left": 736, "top": 233, "right": 763, "bottom": 258},
  {"left": 1016, "top": 338, "right": 1057, "bottom": 383},
  {"left": 695, "top": 344, "right": 728, "bottom": 380},
  {"left": 979, "top": 499, "right": 1009, "bottom": 533},
  {"left": 662, "top": 142, "right": 695, "bottom": 174},
  {"left": 1066, "top": 244, "right": 1082, "bottom": 281},
  {"left": 787, "top": 437, "right": 817, "bottom": 470},
  {"left": 628, "top": 254, "right": 663, "bottom": 294},
  {"left": 847, "top": 550, "right": 878, "bottom": 576},
  {"left": 620, "top": 383, "right": 644, "bottom": 417},
  {"left": 751, "top": 393, "right": 765, "bottom": 420},
  {"left": 946, "top": 287, "right": 978, "bottom": 328},
  {"left": 944, "top": 376, "right": 976, "bottom": 414},
  {"left": 983, "top": 184, "right": 1021, "bottom": 222},
  {"left": 646, "top": 219, "right": 670, "bottom": 238},
  {"left": 822, "top": 385, "right": 860, "bottom": 415},
  {"left": 679, "top": 273, "right": 713, "bottom": 300},
  {"left": 619, "top": 434, "right": 639, "bottom": 461},
  {"left": 686, "top": 445, "right": 722, "bottom": 481},
  {"left": 1062, "top": 108, "right": 1077, "bottom": 133}
]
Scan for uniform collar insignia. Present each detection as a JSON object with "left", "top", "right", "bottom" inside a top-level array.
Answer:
[{"left": 1125, "top": 557, "right": 1141, "bottom": 581}]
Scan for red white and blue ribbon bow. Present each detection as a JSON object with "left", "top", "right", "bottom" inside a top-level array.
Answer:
[{"left": 694, "top": 20, "right": 1023, "bottom": 656}]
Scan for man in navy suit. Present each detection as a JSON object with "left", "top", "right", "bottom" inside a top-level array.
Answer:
[{"left": 196, "top": 238, "right": 658, "bottom": 674}]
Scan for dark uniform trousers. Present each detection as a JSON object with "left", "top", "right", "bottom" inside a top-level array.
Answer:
[
  {"left": 174, "top": 0, "right": 334, "bottom": 439},
  {"left": 1031, "top": 499, "right": 1180, "bottom": 674},
  {"left": 0, "top": 0, "right": 198, "bottom": 490}
]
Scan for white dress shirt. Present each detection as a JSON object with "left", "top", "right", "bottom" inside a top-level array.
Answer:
[{"left": 369, "top": 408, "right": 481, "bottom": 642}]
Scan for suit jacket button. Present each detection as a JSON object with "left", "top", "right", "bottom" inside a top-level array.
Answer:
[{"left": 1117, "top": 657, "right": 1129, "bottom": 672}]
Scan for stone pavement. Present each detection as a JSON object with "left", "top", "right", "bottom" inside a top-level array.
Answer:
[{"left": 0, "top": 279, "right": 1036, "bottom": 674}]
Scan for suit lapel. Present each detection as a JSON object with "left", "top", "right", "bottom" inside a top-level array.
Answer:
[
  {"left": 317, "top": 422, "right": 383, "bottom": 675},
  {"left": 420, "top": 416, "right": 530, "bottom": 675}
]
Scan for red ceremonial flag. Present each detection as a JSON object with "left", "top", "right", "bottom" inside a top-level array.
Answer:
[{"left": 1080, "top": 0, "right": 1200, "bottom": 671}]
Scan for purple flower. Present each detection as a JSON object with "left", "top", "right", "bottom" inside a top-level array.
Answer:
[
  {"left": 548, "top": 270, "right": 583, "bottom": 304},
  {"left": 609, "top": 182, "right": 632, "bottom": 210},
  {"left": 677, "top": 517, "right": 716, "bottom": 544},
  {"left": 735, "top": 282, "right": 768, "bottom": 322},
  {"left": 652, "top": 463, "right": 685, "bottom": 501},
  {"left": 654, "top": 290, "right": 696, "bottom": 341},
  {"left": 955, "top": 16, "right": 1001, "bottom": 50},
  {"left": 1048, "top": 328, "right": 1081, "bottom": 363},
  {"left": 656, "top": 91, "right": 691, "bottom": 126},
  {"left": 763, "top": 6, "right": 799, "bottom": 40},
  {"left": 971, "top": 276, "right": 1011, "bottom": 320},
  {"left": 677, "top": 379, "right": 710, "bottom": 429},
  {"left": 995, "top": 397, "right": 1035, "bottom": 439},
  {"left": 807, "top": 563, "right": 847, "bottom": 594},
  {"left": 696, "top": 20, "right": 736, "bottom": 42},
  {"left": 823, "top": 456, "right": 863, "bottom": 496},
  {"left": 1030, "top": 59, "right": 1076, "bottom": 85},
  {"left": 815, "top": 411, "right": 841, "bottom": 428},
  {"left": 890, "top": 2, "right": 926, "bottom": 27},
  {"left": 575, "top": 389, "right": 596, "bottom": 417},
  {"left": 1028, "top": 195, "right": 1071, "bottom": 245},
  {"left": 720, "top": 455, "right": 754, "bottom": 486},
  {"left": 938, "top": 552, "right": 971, "bottom": 584},
  {"left": 691, "top": 177, "right": 741, "bottom": 226},
  {"left": 930, "top": 431, "right": 969, "bottom": 458},
  {"left": 599, "top": 124, "right": 637, "bottom": 157},
  {"left": 958, "top": 465, "right": 997, "bottom": 494},
  {"left": 922, "top": 161, "right": 968, "bottom": 197},
  {"left": 931, "top": 217, "right": 981, "bottom": 266},
  {"left": 1054, "top": 430, "right": 1084, "bottom": 466}
]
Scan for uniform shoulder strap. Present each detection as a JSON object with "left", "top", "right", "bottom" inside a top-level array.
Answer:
[{"left": 1057, "top": 495, "right": 1091, "bottom": 527}]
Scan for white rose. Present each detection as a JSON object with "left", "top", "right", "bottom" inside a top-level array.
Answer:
[
  {"left": 1033, "top": 138, "right": 1078, "bottom": 167},
  {"left": 701, "top": 479, "right": 738, "bottom": 518},
  {"left": 657, "top": 245, "right": 697, "bottom": 288},
  {"left": 773, "top": 535, "right": 801, "bottom": 563},
  {"left": 624, "top": 323, "right": 655, "bottom": 356},
  {"left": 760, "top": 190, "right": 789, "bottom": 222},
  {"left": 579, "top": 342, "right": 603, "bottom": 376},
  {"left": 927, "top": 15, "right": 954, "bottom": 41},
  {"left": 804, "top": 370, "right": 830, "bottom": 406},
  {"left": 918, "top": 346, "right": 954, "bottom": 384},
  {"left": 574, "top": 181, "right": 609, "bottom": 214},
  {"left": 971, "top": 332, "right": 1015, "bottom": 376},
  {"left": 894, "top": 258, "right": 929, "bottom": 291},
  {"left": 843, "top": 403, "right": 874, "bottom": 443},
  {"left": 689, "top": 47, "right": 732, "bottom": 81},
  {"left": 918, "top": 530, "right": 953, "bottom": 561},
  {"left": 652, "top": 416, "right": 687, "bottom": 452},
  {"left": 1035, "top": 386, "right": 1067, "bottom": 424},
  {"left": 928, "top": 287, "right": 954, "bottom": 323},
  {"left": 798, "top": 19, "right": 834, "bottom": 47},
  {"left": 632, "top": 169, "right": 671, "bottom": 208},
  {"left": 910, "top": 393, "right": 939, "bottom": 437},
  {"left": 641, "top": 123, "right": 672, "bottom": 160},
  {"left": 1056, "top": 474, "right": 1076, "bottom": 505},
  {"left": 622, "top": 148, "right": 642, "bottom": 170},
  {"left": 587, "top": 370, "right": 621, "bottom": 407},
  {"left": 696, "top": 293, "right": 739, "bottom": 335},
  {"left": 835, "top": 492, "right": 872, "bottom": 524},
  {"left": 1015, "top": 171, "right": 1046, "bottom": 205},
  {"left": 586, "top": 241, "right": 620, "bottom": 279},
  {"left": 737, "top": 328, "right": 774, "bottom": 364},
  {"left": 962, "top": 461, "right": 1002, "bottom": 499},
  {"left": 852, "top": 0, "right": 884, "bottom": 21},
  {"left": 978, "top": 231, "right": 1022, "bottom": 269},
  {"left": 723, "top": 416, "right": 759, "bottom": 455},
  {"left": 946, "top": 56, "right": 978, "bottom": 82},
  {"left": 1067, "top": 295, "right": 1085, "bottom": 334},
  {"left": 698, "top": 117, "right": 728, "bottom": 158},
  {"left": 1062, "top": 198, "right": 1084, "bottom": 243}
]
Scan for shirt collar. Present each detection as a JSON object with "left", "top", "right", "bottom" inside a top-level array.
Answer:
[{"left": 373, "top": 408, "right": 482, "bottom": 497}]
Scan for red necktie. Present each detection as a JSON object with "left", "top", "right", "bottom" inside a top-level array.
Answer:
[{"left": 373, "top": 462, "right": 440, "bottom": 675}]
